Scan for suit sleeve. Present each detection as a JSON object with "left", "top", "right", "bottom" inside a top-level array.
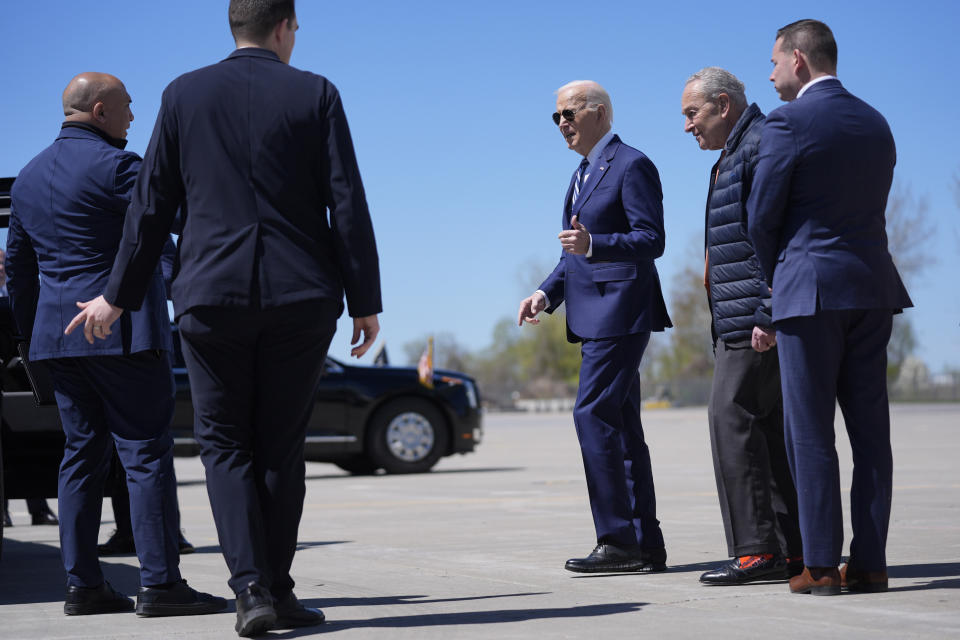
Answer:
[
  {"left": 160, "top": 235, "right": 177, "bottom": 298},
  {"left": 590, "top": 155, "right": 666, "bottom": 261},
  {"left": 322, "top": 86, "right": 382, "bottom": 318},
  {"left": 538, "top": 252, "right": 566, "bottom": 313},
  {"left": 105, "top": 87, "right": 183, "bottom": 310},
  {"left": 747, "top": 110, "right": 797, "bottom": 287},
  {"left": 5, "top": 204, "right": 40, "bottom": 341},
  {"left": 741, "top": 137, "right": 773, "bottom": 327}
]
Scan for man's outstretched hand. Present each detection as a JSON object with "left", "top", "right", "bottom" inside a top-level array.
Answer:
[
  {"left": 517, "top": 291, "right": 546, "bottom": 326},
  {"left": 64, "top": 295, "right": 124, "bottom": 344}
]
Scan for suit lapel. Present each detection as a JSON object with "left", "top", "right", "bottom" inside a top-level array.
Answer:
[{"left": 571, "top": 136, "right": 619, "bottom": 219}]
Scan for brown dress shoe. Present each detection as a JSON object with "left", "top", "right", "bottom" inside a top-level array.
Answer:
[
  {"left": 789, "top": 566, "right": 841, "bottom": 595},
  {"left": 840, "top": 563, "right": 888, "bottom": 593}
]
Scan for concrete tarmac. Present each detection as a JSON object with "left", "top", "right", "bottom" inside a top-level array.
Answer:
[{"left": 1, "top": 404, "right": 958, "bottom": 639}]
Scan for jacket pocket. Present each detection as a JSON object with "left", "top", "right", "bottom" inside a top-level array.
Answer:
[{"left": 591, "top": 263, "right": 638, "bottom": 282}]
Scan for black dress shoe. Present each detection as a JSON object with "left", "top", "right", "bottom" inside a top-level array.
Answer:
[
  {"left": 178, "top": 530, "right": 196, "bottom": 554},
  {"left": 64, "top": 581, "right": 135, "bottom": 615},
  {"left": 699, "top": 554, "right": 786, "bottom": 585},
  {"left": 841, "top": 562, "right": 888, "bottom": 593},
  {"left": 640, "top": 547, "right": 668, "bottom": 571},
  {"left": 274, "top": 591, "right": 325, "bottom": 628},
  {"left": 97, "top": 530, "right": 136, "bottom": 556},
  {"left": 30, "top": 507, "right": 59, "bottom": 526},
  {"left": 565, "top": 543, "right": 667, "bottom": 573},
  {"left": 235, "top": 583, "right": 277, "bottom": 637},
  {"left": 136, "top": 579, "right": 227, "bottom": 617}
]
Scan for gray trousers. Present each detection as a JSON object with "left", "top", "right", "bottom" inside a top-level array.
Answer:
[{"left": 708, "top": 338, "right": 802, "bottom": 558}]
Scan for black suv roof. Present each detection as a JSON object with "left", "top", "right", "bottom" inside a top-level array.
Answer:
[{"left": 1, "top": 176, "right": 13, "bottom": 220}]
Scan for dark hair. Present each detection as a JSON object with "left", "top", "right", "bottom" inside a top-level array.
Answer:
[
  {"left": 776, "top": 19, "right": 837, "bottom": 72},
  {"left": 229, "top": 0, "right": 296, "bottom": 43}
]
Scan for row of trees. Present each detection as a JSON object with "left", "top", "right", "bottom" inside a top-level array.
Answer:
[{"left": 402, "top": 181, "right": 945, "bottom": 408}]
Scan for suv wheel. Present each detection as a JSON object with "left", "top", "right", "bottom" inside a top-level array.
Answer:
[{"left": 367, "top": 398, "right": 448, "bottom": 473}]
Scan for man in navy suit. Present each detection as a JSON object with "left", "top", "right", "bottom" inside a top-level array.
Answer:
[
  {"left": 518, "top": 80, "right": 672, "bottom": 573},
  {"left": 7, "top": 72, "right": 224, "bottom": 617},
  {"left": 68, "top": 1, "right": 382, "bottom": 634},
  {"left": 747, "top": 19, "right": 912, "bottom": 595}
]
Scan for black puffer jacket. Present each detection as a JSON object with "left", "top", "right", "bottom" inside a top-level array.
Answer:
[{"left": 704, "top": 103, "right": 772, "bottom": 342}]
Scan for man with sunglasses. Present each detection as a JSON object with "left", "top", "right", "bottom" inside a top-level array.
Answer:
[{"left": 518, "top": 80, "right": 672, "bottom": 574}]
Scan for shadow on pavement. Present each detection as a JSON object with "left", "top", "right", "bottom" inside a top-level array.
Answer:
[
  {"left": 888, "top": 562, "right": 960, "bottom": 579},
  {"left": 0, "top": 537, "right": 141, "bottom": 605},
  {"left": 424, "top": 467, "right": 526, "bottom": 475},
  {"left": 309, "top": 592, "right": 549, "bottom": 608},
  {"left": 169, "top": 467, "right": 529, "bottom": 485},
  {"left": 300, "top": 467, "right": 527, "bottom": 481},
  {"left": 102, "top": 539, "right": 349, "bottom": 556},
  {"left": 269, "top": 601, "right": 646, "bottom": 636},
  {"left": 296, "top": 540, "right": 350, "bottom": 551},
  {"left": 887, "top": 562, "right": 960, "bottom": 591}
]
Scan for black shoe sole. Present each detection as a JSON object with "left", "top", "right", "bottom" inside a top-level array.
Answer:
[
  {"left": 845, "top": 583, "right": 888, "bottom": 593},
  {"left": 236, "top": 606, "right": 277, "bottom": 637},
  {"left": 791, "top": 585, "right": 841, "bottom": 596},
  {"left": 700, "top": 568, "right": 787, "bottom": 585},
  {"left": 64, "top": 600, "right": 135, "bottom": 615},
  {"left": 565, "top": 562, "right": 667, "bottom": 574},
  {"left": 136, "top": 600, "right": 228, "bottom": 617},
  {"left": 639, "top": 563, "right": 668, "bottom": 573}
]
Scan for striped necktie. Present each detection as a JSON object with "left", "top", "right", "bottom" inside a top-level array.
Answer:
[{"left": 572, "top": 158, "right": 589, "bottom": 206}]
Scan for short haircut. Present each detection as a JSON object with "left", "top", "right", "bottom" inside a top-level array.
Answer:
[
  {"left": 556, "top": 80, "right": 614, "bottom": 124},
  {"left": 685, "top": 67, "right": 747, "bottom": 111},
  {"left": 229, "top": 0, "right": 296, "bottom": 43},
  {"left": 776, "top": 19, "right": 838, "bottom": 72}
]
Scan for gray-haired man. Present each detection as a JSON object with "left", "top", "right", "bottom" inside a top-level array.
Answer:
[{"left": 680, "top": 67, "right": 802, "bottom": 585}]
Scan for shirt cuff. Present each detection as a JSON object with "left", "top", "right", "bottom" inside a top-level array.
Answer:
[
  {"left": 586, "top": 234, "right": 593, "bottom": 258},
  {"left": 535, "top": 289, "right": 550, "bottom": 309}
]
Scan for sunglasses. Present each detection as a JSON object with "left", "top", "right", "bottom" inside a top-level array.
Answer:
[{"left": 552, "top": 106, "right": 591, "bottom": 125}]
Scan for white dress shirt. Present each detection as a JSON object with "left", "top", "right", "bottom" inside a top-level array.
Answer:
[{"left": 796, "top": 74, "right": 837, "bottom": 99}]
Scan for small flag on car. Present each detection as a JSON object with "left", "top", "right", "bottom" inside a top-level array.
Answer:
[
  {"left": 372, "top": 342, "right": 389, "bottom": 367},
  {"left": 418, "top": 336, "right": 434, "bottom": 388}
]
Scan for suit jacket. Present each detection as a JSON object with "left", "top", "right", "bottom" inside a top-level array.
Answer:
[
  {"left": 747, "top": 79, "right": 912, "bottom": 321},
  {"left": 7, "top": 125, "right": 172, "bottom": 361},
  {"left": 104, "top": 48, "right": 381, "bottom": 320},
  {"left": 539, "top": 135, "right": 671, "bottom": 341}
]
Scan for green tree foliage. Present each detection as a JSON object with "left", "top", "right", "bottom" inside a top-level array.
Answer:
[
  {"left": 403, "top": 312, "right": 580, "bottom": 408},
  {"left": 401, "top": 331, "right": 473, "bottom": 372},
  {"left": 884, "top": 184, "right": 935, "bottom": 380},
  {"left": 644, "top": 259, "right": 713, "bottom": 385}
]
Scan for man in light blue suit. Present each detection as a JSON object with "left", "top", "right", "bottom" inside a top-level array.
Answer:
[
  {"left": 8, "top": 72, "right": 224, "bottom": 617},
  {"left": 747, "top": 20, "right": 912, "bottom": 595},
  {"left": 518, "top": 80, "right": 672, "bottom": 573}
]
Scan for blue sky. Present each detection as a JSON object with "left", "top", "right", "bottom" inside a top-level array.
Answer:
[{"left": 2, "top": 1, "right": 958, "bottom": 370}]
